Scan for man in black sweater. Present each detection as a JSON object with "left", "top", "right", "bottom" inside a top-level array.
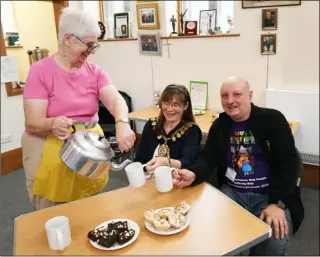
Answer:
[{"left": 173, "top": 77, "right": 304, "bottom": 256}]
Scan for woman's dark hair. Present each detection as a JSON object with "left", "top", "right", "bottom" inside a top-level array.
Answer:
[{"left": 153, "top": 84, "right": 195, "bottom": 135}]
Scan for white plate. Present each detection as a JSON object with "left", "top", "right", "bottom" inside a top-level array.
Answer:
[
  {"left": 144, "top": 207, "right": 192, "bottom": 235},
  {"left": 89, "top": 218, "right": 140, "bottom": 251}
]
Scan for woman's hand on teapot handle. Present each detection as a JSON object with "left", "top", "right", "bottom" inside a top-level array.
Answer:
[
  {"left": 116, "top": 122, "right": 136, "bottom": 152},
  {"left": 51, "top": 116, "right": 72, "bottom": 140}
]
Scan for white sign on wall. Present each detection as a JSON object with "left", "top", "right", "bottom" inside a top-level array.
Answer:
[{"left": 1, "top": 56, "right": 18, "bottom": 83}]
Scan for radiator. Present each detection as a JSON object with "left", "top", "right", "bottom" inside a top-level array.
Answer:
[{"left": 300, "top": 152, "right": 320, "bottom": 166}]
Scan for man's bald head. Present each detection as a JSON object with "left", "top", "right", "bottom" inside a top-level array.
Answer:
[
  {"left": 220, "top": 77, "right": 253, "bottom": 122},
  {"left": 221, "top": 77, "right": 251, "bottom": 95}
]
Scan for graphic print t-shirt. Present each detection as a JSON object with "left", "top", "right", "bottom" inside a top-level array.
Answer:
[{"left": 227, "top": 121, "right": 270, "bottom": 194}]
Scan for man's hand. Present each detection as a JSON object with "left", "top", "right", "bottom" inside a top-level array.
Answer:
[
  {"left": 145, "top": 157, "right": 168, "bottom": 174},
  {"left": 51, "top": 116, "right": 72, "bottom": 140},
  {"left": 173, "top": 169, "right": 195, "bottom": 188},
  {"left": 259, "top": 204, "right": 288, "bottom": 240},
  {"left": 116, "top": 122, "right": 136, "bottom": 152}
]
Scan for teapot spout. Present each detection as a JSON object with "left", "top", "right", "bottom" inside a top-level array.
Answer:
[{"left": 111, "top": 159, "right": 132, "bottom": 171}]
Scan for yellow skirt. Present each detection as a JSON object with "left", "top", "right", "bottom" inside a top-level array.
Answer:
[{"left": 32, "top": 123, "right": 109, "bottom": 203}]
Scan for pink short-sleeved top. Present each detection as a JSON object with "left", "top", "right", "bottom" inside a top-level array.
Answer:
[{"left": 23, "top": 55, "right": 112, "bottom": 122}]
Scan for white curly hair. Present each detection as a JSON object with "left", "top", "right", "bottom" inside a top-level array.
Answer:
[{"left": 58, "top": 6, "right": 101, "bottom": 44}]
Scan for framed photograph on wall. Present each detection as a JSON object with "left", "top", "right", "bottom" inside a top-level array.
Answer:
[
  {"left": 262, "top": 8, "right": 278, "bottom": 30},
  {"left": 138, "top": 31, "right": 161, "bottom": 56},
  {"left": 114, "top": 12, "right": 129, "bottom": 38},
  {"left": 242, "top": 1, "right": 301, "bottom": 9},
  {"left": 199, "top": 9, "right": 217, "bottom": 35},
  {"left": 136, "top": 2, "right": 160, "bottom": 30},
  {"left": 189, "top": 81, "right": 208, "bottom": 111},
  {"left": 261, "top": 34, "right": 277, "bottom": 55}
]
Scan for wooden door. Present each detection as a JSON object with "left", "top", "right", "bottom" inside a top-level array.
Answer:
[{"left": 52, "top": 1, "right": 69, "bottom": 38}]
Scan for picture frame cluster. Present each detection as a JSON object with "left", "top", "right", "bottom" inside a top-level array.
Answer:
[
  {"left": 242, "top": 1, "right": 301, "bottom": 56},
  {"left": 136, "top": 1, "right": 161, "bottom": 56},
  {"left": 260, "top": 8, "right": 278, "bottom": 55}
]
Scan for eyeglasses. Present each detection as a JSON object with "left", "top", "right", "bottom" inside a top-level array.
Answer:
[
  {"left": 161, "top": 101, "right": 183, "bottom": 110},
  {"left": 71, "top": 33, "right": 100, "bottom": 54}
]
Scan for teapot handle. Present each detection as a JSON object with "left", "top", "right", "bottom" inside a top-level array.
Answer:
[
  {"left": 63, "top": 125, "right": 76, "bottom": 143},
  {"left": 71, "top": 125, "right": 76, "bottom": 134},
  {"left": 111, "top": 152, "right": 126, "bottom": 162}
]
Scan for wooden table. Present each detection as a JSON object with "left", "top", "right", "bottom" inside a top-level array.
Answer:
[
  {"left": 14, "top": 182, "right": 271, "bottom": 255},
  {"left": 129, "top": 106, "right": 300, "bottom": 135},
  {"left": 129, "top": 106, "right": 218, "bottom": 136}
]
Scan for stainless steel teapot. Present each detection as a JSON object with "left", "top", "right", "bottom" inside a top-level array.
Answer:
[{"left": 60, "top": 125, "right": 132, "bottom": 178}]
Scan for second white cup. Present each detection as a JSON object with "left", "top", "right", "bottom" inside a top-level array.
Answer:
[
  {"left": 154, "top": 166, "right": 177, "bottom": 193},
  {"left": 125, "top": 162, "right": 146, "bottom": 188},
  {"left": 45, "top": 216, "right": 71, "bottom": 251}
]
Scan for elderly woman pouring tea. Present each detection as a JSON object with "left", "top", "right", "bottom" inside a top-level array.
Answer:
[{"left": 21, "top": 7, "right": 135, "bottom": 211}]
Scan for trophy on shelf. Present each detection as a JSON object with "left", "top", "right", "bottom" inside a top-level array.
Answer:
[
  {"left": 170, "top": 15, "right": 178, "bottom": 36},
  {"left": 177, "top": 9, "right": 188, "bottom": 36},
  {"left": 207, "top": 12, "right": 215, "bottom": 35},
  {"left": 121, "top": 24, "right": 127, "bottom": 38}
]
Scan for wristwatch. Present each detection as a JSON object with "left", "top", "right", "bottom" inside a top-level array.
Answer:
[
  {"left": 115, "top": 118, "right": 130, "bottom": 124},
  {"left": 277, "top": 200, "right": 286, "bottom": 210}
]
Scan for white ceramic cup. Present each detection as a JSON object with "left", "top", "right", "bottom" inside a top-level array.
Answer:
[
  {"left": 154, "top": 166, "right": 177, "bottom": 193},
  {"left": 45, "top": 216, "right": 72, "bottom": 251},
  {"left": 125, "top": 162, "right": 147, "bottom": 188}
]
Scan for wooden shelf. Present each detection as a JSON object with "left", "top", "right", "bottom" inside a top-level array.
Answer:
[
  {"left": 98, "top": 34, "right": 239, "bottom": 43},
  {"left": 99, "top": 38, "right": 137, "bottom": 42},
  {"left": 160, "top": 33, "right": 240, "bottom": 40},
  {"left": 5, "top": 83, "right": 24, "bottom": 96},
  {"left": 6, "top": 45, "right": 23, "bottom": 48}
]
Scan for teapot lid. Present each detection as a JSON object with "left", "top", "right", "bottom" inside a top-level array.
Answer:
[{"left": 84, "top": 133, "right": 109, "bottom": 151}]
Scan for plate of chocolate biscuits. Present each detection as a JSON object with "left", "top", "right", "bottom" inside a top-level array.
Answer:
[{"left": 87, "top": 219, "right": 140, "bottom": 250}]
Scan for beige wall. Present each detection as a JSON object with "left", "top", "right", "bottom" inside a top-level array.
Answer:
[
  {"left": 1, "top": 1, "right": 57, "bottom": 152},
  {"left": 6, "top": 1, "right": 58, "bottom": 82},
  {"left": 89, "top": 1, "right": 319, "bottom": 113},
  {"left": 267, "top": 1, "right": 319, "bottom": 91},
  {"left": 1, "top": 1, "right": 319, "bottom": 153}
]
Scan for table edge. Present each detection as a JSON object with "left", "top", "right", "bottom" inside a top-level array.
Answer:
[
  {"left": 203, "top": 183, "right": 272, "bottom": 255},
  {"left": 224, "top": 230, "right": 271, "bottom": 256}
]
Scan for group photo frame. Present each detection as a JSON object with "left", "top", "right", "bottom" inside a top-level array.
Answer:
[
  {"left": 136, "top": 2, "right": 160, "bottom": 30},
  {"left": 242, "top": 0, "right": 301, "bottom": 9}
]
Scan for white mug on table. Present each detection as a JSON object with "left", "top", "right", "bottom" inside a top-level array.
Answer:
[
  {"left": 125, "top": 162, "right": 147, "bottom": 188},
  {"left": 45, "top": 216, "right": 71, "bottom": 251},
  {"left": 154, "top": 166, "right": 177, "bottom": 192}
]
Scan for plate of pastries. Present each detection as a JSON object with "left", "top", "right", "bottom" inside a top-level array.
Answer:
[
  {"left": 144, "top": 201, "right": 192, "bottom": 235},
  {"left": 87, "top": 219, "right": 140, "bottom": 250}
]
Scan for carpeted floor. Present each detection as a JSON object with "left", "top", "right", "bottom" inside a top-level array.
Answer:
[{"left": 0, "top": 168, "right": 319, "bottom": 256}]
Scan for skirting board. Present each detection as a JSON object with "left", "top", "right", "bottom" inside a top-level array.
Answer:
[{"left": 1, "top": 147, "right": 23, "bottom": 175}]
